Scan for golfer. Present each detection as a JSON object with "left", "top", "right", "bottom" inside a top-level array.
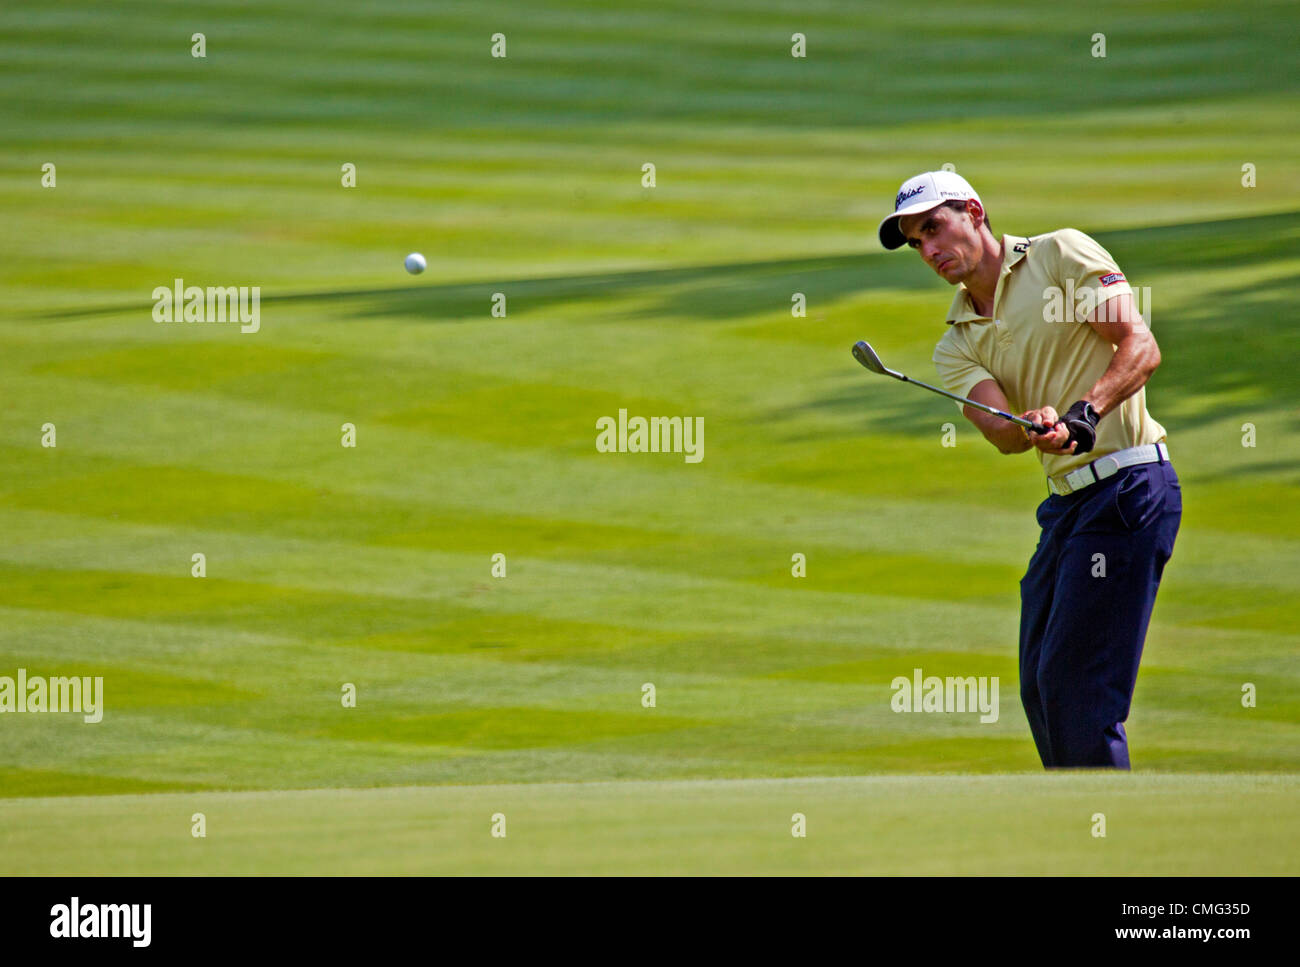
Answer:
[{"left": 878, "top": 171, "right": 1181, "bottom": 769}]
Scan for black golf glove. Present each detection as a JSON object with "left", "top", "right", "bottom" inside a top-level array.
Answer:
[{"left": 1060, "top": 400, "right": 1100, "bottom": 454}]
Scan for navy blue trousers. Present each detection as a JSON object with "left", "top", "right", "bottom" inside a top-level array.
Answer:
[{"left": 1019, "top": 458, "right": 1181, "bottom": 769}]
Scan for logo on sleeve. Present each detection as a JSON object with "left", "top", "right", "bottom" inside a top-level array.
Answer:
[{"left": 1099, "top": 272, "right": 1126, "bottom": 286}]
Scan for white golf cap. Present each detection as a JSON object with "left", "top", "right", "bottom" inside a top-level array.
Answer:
[{"left": 877, "top": 170, "right": 982, "bottom": 250}]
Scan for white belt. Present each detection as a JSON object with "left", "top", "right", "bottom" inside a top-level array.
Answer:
[{"left": 1047, "top": 442, "right": 1170, "bottom": 496}]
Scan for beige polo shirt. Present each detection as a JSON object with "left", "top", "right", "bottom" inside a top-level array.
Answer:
[{"left": 931, "top": 228, "right": 1167, "bottom": 482}]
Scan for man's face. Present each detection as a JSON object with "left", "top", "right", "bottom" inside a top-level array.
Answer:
[{"left": 898, "top": 203, "right": 982, "bottom": 284}]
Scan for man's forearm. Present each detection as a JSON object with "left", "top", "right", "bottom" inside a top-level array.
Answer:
[
  {"left": 1085, "top": 330, "right": 1161, "bottom": 418},
  {"left": 967, "top": 407, "right": 1032, "bottom": 454}
]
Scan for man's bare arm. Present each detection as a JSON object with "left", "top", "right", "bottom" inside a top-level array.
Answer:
[
  {"left": 1083, "top": 292, "right": 1161, "bottom": 418},
  {"left": 963, "top": 379, "right": 1033, "bottom": 454}
]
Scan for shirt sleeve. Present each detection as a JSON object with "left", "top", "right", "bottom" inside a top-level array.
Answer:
[
  {"left": 1053, "top": 228, "right": 1134, "bottom": 322},
  {"left": 932, "top": 328, "right": 995, "bottom": 411}
]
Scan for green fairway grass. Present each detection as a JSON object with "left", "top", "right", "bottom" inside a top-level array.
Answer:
[
  {"left": 2, "top": 775, "right": 1295, "bottom": 875},
  {"left": 1, "top": 0, "right": 1298, "bottom": 873}
]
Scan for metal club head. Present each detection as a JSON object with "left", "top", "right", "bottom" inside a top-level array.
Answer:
[{"left": 851, "top": 340, "right": 903, "bottom": 379}]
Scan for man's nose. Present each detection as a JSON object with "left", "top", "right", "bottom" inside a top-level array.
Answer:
[{"left": 921, "top": 240, "right": 942, "bottom": 263}]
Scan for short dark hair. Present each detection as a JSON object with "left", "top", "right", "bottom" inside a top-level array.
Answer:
[{"left": 944, "top": 199, "right": 991, "bottom": 235}]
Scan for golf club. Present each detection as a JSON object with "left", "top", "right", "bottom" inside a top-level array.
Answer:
[{"left": 852, "top": 340, "right": 1051, "bottom": 434}]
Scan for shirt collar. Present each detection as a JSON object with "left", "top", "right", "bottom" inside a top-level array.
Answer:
[{"left": 945, "top": 234, "right": 1031, "bottom": 324}]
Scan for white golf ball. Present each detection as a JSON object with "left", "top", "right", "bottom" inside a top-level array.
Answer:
[{"left": 404, "top": 252, "right": 426, "bottom": 275}]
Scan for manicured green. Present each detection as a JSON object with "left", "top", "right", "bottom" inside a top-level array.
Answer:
[{"left": 3, "top": 775, "right": 1296, "bottom": 875}]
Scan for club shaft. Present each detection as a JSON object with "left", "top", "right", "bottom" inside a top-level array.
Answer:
[
  {"left": 894, "top": 373, "right": 1049, "bottom": 433},
  {"left": 852, "top": 341, "right": 1052, "bottom": 434}
]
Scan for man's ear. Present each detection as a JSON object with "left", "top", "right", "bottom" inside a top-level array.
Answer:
[{"left": 966, "top": 199, "right": 986, "bottom": 230}]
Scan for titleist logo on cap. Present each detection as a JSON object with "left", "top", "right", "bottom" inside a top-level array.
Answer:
[{"left": 896, "top": 184, "right": 927, "bottom": 208}]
